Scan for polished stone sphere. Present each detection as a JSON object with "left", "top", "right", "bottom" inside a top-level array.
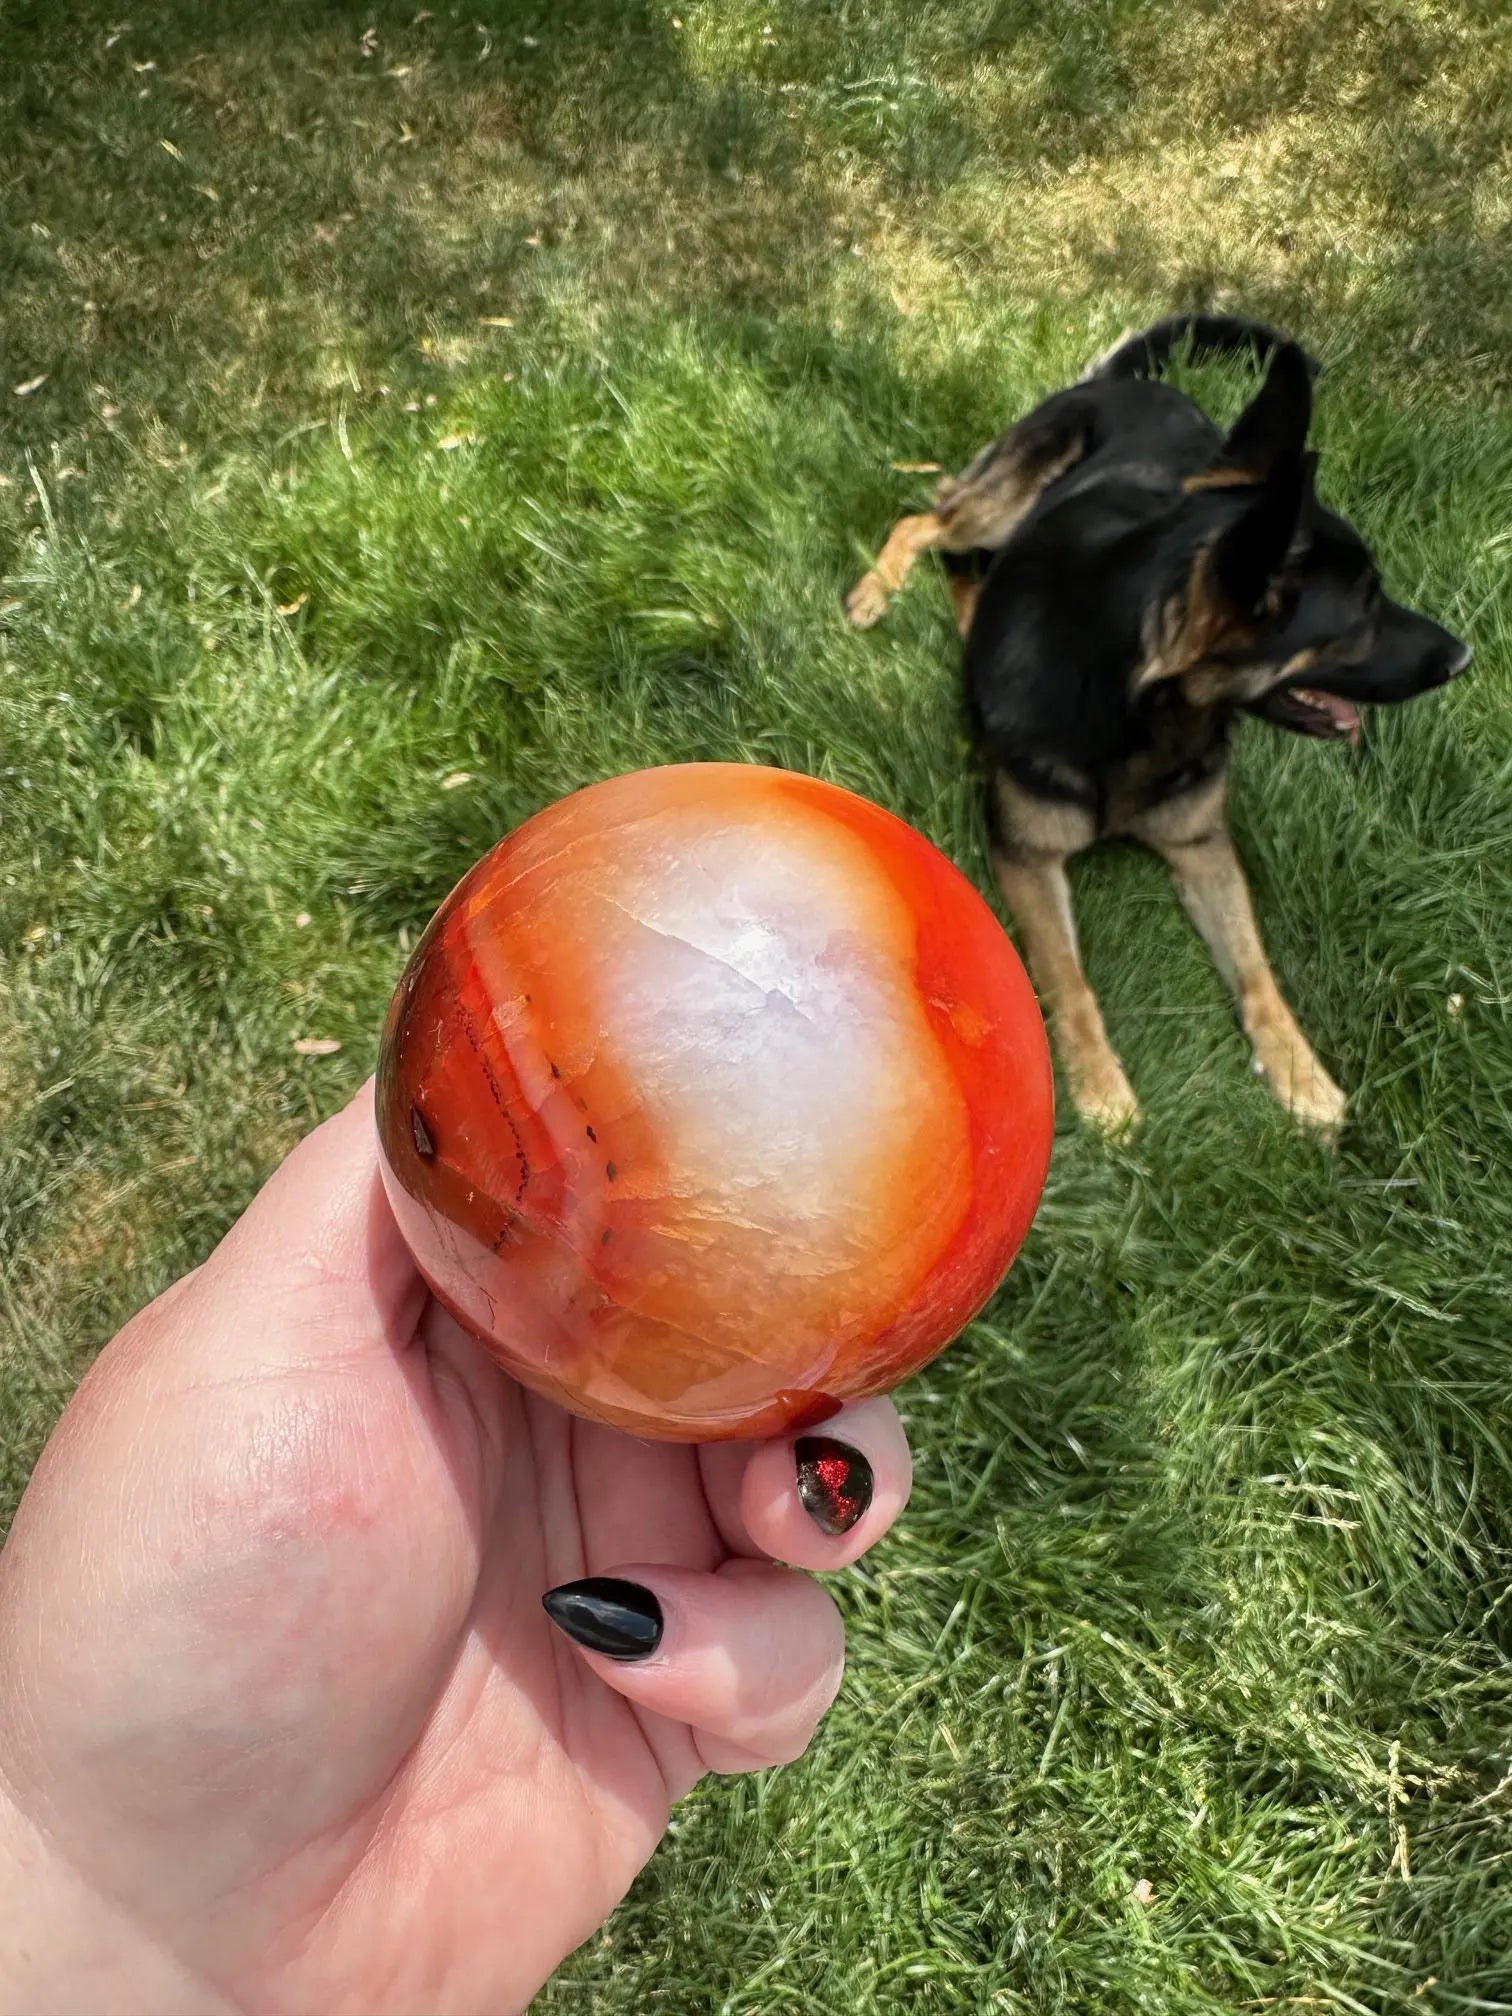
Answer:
[{"left": 377, "top": 764, "right": 1053, "bottom": 1441}]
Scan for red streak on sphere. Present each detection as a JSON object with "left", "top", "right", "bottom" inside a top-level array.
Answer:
[{"left": 376, "top": 764, "right": 1053, "bottom": 1441}]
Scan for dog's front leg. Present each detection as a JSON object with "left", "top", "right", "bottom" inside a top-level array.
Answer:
[
  {"left": 1156, "top": 829, "right": 1347, "bottom": 1137},
  {"left": 844, "top": 512, "right": 945, "bottom": 628},
  {"left": 993, "top": 850, "right": 1140, "bottom": 1137}
]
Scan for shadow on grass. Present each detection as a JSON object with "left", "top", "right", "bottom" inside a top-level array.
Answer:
[{"left": 6, "top": 0, "right": 1512, "bottom": 476}]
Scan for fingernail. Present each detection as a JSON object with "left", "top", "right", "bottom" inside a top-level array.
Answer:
[
  {"left": 795, "top": 1436, "right": 874, "bottom": 1536},
  {"left": 541, "top": 1577, "right": 664, "bottom": 1662}
]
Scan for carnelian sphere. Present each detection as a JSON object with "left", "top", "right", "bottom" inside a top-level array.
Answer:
[{"left": 376, "top": 764, "right": 1053, "bottom": 1441}]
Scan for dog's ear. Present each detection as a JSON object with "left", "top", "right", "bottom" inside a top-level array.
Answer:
[
  {"left": 1192, "top": 341, "right": 1314, "bottom": 488},
  {"left": 1209, "top": 448, "right": 1310, "bottom": 613},
  {"left": 1136, "top": 451, "right": 1309, "bottom": 693}
]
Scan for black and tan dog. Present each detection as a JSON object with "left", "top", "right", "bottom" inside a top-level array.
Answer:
[{"left": 846, "top": 313, "right": 1470, "bottom": 1135}]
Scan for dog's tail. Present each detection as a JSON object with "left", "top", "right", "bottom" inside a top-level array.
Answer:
[{"left": 1084, "top": 312, "right": 1320, "bottom": 383}]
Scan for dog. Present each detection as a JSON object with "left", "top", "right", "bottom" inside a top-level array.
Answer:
[{"left": 846, "top": 313, "right": 1470, "bottom": 1136}]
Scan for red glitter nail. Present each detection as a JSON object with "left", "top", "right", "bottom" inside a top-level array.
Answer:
[{"left": 795, "top": 1436, "right": 874, "bottom": 1536}]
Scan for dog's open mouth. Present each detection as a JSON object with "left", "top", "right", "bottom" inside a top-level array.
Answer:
[{"left": 1260, "top": 685, "right": 1363, "bottom": 746}]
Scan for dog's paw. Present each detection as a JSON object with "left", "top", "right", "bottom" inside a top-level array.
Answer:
[
  {"left": 1258, "top": 1045, "right": 1348, "bottom": 1142},
  {"left": 844, "top": 571, "right": 890, "bottom": 629},
  {"left": 1288, "top": 1070, "right": 1348, "bottom": 1142},
  {"left": 1074, "top": 1062, "right": 1141, "bottom": 1141}
]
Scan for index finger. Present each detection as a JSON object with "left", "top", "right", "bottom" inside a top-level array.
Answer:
[{"left": 186, "top": 1077, "right": 426, "bottom": 1365}]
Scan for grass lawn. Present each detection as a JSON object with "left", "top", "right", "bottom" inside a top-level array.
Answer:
[{"left": 4, "top": 1, "right": 1512, "bottom": 2007}]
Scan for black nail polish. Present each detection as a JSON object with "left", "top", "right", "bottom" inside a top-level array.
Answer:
[
  {"left": 542, "top": 1577, "right": 664, "bottom": 1661},
  {"left": 795, "top": 1436, "right": 874, "bottom": 1537}
]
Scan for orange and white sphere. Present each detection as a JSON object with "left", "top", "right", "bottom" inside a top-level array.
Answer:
[{"left": 377, "top": 764, "right": 1053, "bottom": 1441}]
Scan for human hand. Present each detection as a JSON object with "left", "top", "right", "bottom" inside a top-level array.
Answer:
[{"left": 0, "top": 1084, "right": 911, "bottom": 2015}]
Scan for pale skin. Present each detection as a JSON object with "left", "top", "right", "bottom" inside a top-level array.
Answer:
[{"left": 0, "top": 1085, "right": 912, "bottom": 2016}]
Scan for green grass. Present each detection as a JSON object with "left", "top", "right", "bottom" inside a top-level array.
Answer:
[{"left": 4, "top": 1, "right": 1512, "bottom": 2008}]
